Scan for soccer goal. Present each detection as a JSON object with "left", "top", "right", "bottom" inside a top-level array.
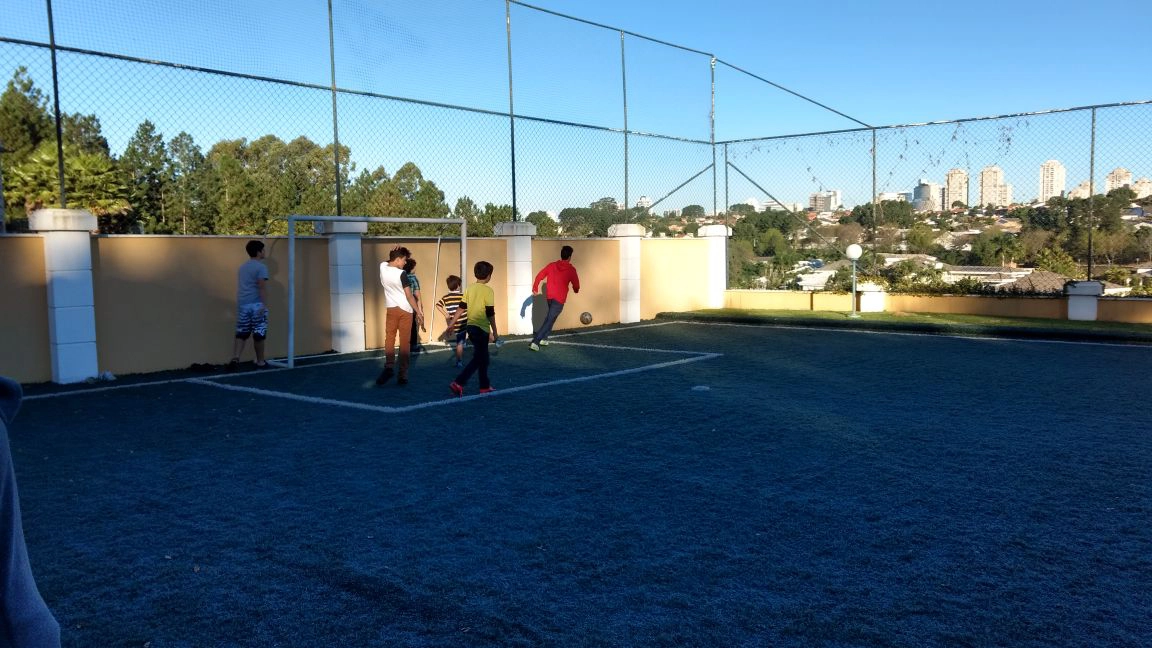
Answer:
[{"left": 281, "top": 214, "right": 468, "bottom": 369}]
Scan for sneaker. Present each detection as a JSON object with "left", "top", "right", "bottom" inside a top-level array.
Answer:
[
  {"left": 449, "top": 381, "right": 464, "bottom": 397},
  {"left": 254, "top": 362, "right": 271, "bottom": 370},
  {"left": 454, "top": 361, "right": 464, "bottom": 369},
  {"left": 539, "top": 339, "right": 550, "bottom": 346},
  {"left": 529, "top": 343, "right": 540, "bottom": 352},
  {"left": 479, "top": 386, "right": 495, "bottom": 394},
  {"left": 375, "top": 367, "right": 394, "bottom": 385},
  {"left": 397, "top": 377, "right": 409, "bottom": 386},
  {"left": 227, "top": 358, "right": 240, "bottom": 373}
]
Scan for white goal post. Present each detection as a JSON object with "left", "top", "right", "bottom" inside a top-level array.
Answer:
[{"left": 281, "top": 214, "right": 468, "bottom": 369}]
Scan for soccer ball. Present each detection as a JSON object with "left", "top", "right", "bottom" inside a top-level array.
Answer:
[{"left": 580, "top": 311, "right": 593, "bottom": 325}]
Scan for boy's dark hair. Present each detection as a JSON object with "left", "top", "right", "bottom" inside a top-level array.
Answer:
[
  {"left": 560, "top": 245, "right": 573, "bottom": 260},
  {"left": 473, "top": 261, "right": 494, "bottom": 281},
  {"left": 446, "top": 275, "right": 461, "bottom": 291},
  {"left": 388, "top": 246, "right": 411, "bottom": 261},
  {"left": 403, "top": 258, "right": 417, "bottom": 272},
  {"left": 246, "top": 240, "right": 265, "bottom": 257}
]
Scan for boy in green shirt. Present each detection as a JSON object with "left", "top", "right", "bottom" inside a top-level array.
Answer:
[{"left": 448, "top": 261, "right": 499, "bottom": 396}]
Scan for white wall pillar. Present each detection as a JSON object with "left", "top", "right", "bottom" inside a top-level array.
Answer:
[
  {"left": 698, "top": 224, "right": 731, "bottom": 309},
  {"left": 317, "top": 221, "right": 368, "bottom": 353},
  {"left": 494, "top": 221, "right": 537, "bottom": 335},
  {"left": 30, "top": 208, "right": 99, "bottom": 384},
  {"left": 609, "top": 223, "right": 646, "bottom": 324},
  {"left": 1065, "top": 280, "right": 1102, "bottom": 321}
]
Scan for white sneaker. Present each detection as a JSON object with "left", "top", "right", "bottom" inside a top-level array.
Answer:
[
  {"left": 529, "top": 343, "right": 540, "bottom": 352},
  {"left": 539, "top": 339, "right": 550, "bottom": 346}
]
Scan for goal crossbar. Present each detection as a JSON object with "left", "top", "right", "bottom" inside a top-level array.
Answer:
[{"left": 281, "top": 214, "right": 468, "bottom": 368}]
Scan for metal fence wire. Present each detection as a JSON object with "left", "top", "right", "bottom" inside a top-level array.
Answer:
[{"left": 1, "top": 0, "right": 1149, "bottom": 285}]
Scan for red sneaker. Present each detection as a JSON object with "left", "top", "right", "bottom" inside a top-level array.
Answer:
[
  {"left": 449, "top": 381, "right": 464, "bottom": 397},
  {"left": 479, "top": 386, "right": 495, "bottom": 394}
]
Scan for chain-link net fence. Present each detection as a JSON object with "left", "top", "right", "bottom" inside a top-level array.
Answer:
[{"left": 1, "top": 0, "right": 1149, "bottom": 288}]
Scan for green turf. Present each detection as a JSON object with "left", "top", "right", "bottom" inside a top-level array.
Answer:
[
  {"left": 662, "top": 309, "right": 1152, "bottom": 343},
  {"left": 9, "top": 321, "right": 1152, "bottom": 646}
]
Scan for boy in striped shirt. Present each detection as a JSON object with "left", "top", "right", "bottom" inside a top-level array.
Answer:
[{"left": 436, "top": 275, "right": 467, "bottom": 369}]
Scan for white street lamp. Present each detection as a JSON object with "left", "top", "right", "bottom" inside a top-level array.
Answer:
[{"left": 846, "top": 243, "right": 862, "bottom": 318}]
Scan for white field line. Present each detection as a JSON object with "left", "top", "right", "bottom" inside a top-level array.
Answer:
[
  {"left": 187, "top": 352, "right": 722, "bottom": 414},
  {"left": 21, "top": 320, "right": 702, "bottom": 403},
  {"left": 280, "top": 319, "right": 681, "bottom": 363},
  {"left": 547, "top": 340, "right": 712, "bottom": 355},
  {"left": 687, "top": 320, "right": 1152, "bottom": 350}
]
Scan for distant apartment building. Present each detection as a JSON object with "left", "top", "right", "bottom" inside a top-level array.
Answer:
[
  {"left": 1068, "top": 180, "right": 1092, "bottom": 199},
  {"left": 1105, "top": 167, "right": 1133, "bottom": 192},
  {"left": 945, "top": 168, "right": 969, "bottom": 209},
  {"left": 1133, "top": 178, "right": 1152, "bottom": 200},
  {"left": 635, "top": 196, "right": 653, "bottom": 209},
  {"left": 912, "top": 179, "right": 944, "bottom": 212},
  {"left": 979, "top": 165, "right": 1012, "bottom": 207},
  {"left": 1038, "top": 160, "right": 1066, "bottom": 202},
  {"left": 876, "top": 192, "right": 908, "bottom": 202},
  {"left": 809, "top": 190, "right": 841, "bottom": 212}
]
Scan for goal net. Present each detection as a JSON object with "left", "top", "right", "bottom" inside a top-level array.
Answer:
[{"left": 282, "top": 214, "right": 468, "bottom": 369}]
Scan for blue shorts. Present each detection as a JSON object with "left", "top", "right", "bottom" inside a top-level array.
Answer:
[
  {"left": 235, "top": 303, "right": 268, "bottom": 338},
  {"left": 453, "top": 329, "right": 467, "bottom": 346}
]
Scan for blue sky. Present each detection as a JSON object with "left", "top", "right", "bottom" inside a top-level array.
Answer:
[
  {"left": 529, "top": 0, "right": 1152, "bottom": 129},
  {"left": 3, "top": 0, "right": 1150, "bottom": 215}
]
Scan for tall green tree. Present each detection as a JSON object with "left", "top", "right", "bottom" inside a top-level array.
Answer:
[
  {"left": 526, "top": 210, "right": 558, "bottom": 237},
  {"left": 393, "top": 161, "right": 450, "bottom": 225},
  {"left": 590, "top": 196, "right": 618, "bottom": 212},
  {"left": 121, "top": 120, "right": 170, "bottom": 232},
  {"left": 206, "top": 138, "right": 264, "bottom": 235},
  {"left": 681, "top": 204, "right": 705, "bottom": 219},
  {"left": 0, "top": 67, "right": 53, "bottom": 164},
  {"left": 62, "top": 113, "right": 110, "bottom": 156},
  {"left": 1034, "top": 246, "right": 1081, "bottom": 278},
  {"left": 165, "top": 132, "right": 216, "bottom": 234},
  {"left": 905, "top": 223, "right": 937, "bottom": 254}
]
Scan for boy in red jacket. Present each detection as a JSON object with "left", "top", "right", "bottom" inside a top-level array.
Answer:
[{"left": 529, "top": 245, "right": 580, "bottom": 351}]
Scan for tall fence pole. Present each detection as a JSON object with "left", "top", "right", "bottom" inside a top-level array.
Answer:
[
  {"left": 723, "top": 143, "right": 729, "bottom": 231},
  {"left": 620, "top": 31, "right": 629, "bottom": 215},
  {"left": 44, "top": 0, "right": 67, "bottom": 208},
  {"left": 505, "top": 0, "right": 518, "bottom": 220},
  {"left": 1087, "top": 107, "right": 1096, "bottom": 280},
  {"left": 710, "top": 57, "right": 717, "bottom": 219},
  {"left": 867, "top": 128, "right": 877, "bottom": 259},
  {"left": 326, "top": 0, "right": 343, "bottom": 216}
]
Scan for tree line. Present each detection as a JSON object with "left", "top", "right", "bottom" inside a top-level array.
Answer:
[
  {"left": 725, "top": 188, "right": 1152, "bottom": 290},
  {"left": 0, "top": 68, "right": 570, "bottom": 238}
]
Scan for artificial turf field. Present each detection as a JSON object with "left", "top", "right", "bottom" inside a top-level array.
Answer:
[{"left": 10, "top": 321, "right": 1152, "bottom": 646}]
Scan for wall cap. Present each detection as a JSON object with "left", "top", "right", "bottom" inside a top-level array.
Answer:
[
  {"left": 1064, "top": 280, "right": 1103, "bottom": 296},
  {"left": 698, "top": 224, "right": 732, "bottom": 238},
  {"left": 315, "top": 221, "right": 368, "bottom": 235},
  {"left": 29, "top": 208, "right": 97, "bottom": 232},
  {"left": 493, "top": 221, "right": 537, "bottom": 237},
  {"left": 608, "top": 223, "right": 647, "bottom": 237}
]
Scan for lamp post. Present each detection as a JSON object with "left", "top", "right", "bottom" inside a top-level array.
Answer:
[{"left": 846, "top": 243, "right": 862, "bottom": 318}]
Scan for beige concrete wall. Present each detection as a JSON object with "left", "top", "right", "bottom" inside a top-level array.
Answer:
[
  {"left": 93, "top": 236, "right": 331, "bottom": 375},
  {"left": 886, "top": 294, "right": 1066, "bottom": 319},
  {"left": 363, "top": 239, "right": 508, "bottom": 348},
  {"left": 640, "top": 238, "right": 711, "bottom": 319},
  {"left": 1097, "top": 298, "right": 1152, "bottom": 324},
  {"left": 531, "top": 239, "right": 619, "bottom": 328},
  {"left": 724, "top": 290, "right": 1077, "bottom": 320},
  {"left": 724, "top": 290, "right": 854, "bottom": 312},
  {"left": 0, "top": 236, "right": 52, "bottom": 383}
]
